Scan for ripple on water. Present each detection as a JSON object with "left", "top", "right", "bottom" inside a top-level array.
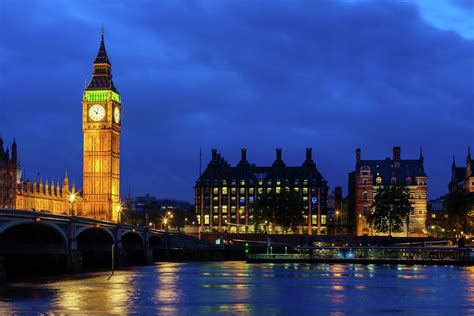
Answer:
[{"left": 0, "top": 263, "right": 472, "bottom": 314}]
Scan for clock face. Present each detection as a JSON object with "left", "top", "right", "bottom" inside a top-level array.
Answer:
[
  {"left": 114, "top": 107, "right": 121, "bottom": 124},
  {"left": 89, "top": 104, "right": 105, "bottom": 121}
]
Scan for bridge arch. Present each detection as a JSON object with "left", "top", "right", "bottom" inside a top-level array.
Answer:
[
  {"left": 121, "top": 231, "right": 145, "bottom": 265},
  {"left": 76, "top": 227, "right": 115, "bottom": 270},
  {"left": 0, "top": 220, "right": 68, "bottom": 278},
  {"left": 76, "top": 226, "right": 115, "bottom": 243},
  {"left": 0, "top": 219, "right": 68, "bottom": 247}
]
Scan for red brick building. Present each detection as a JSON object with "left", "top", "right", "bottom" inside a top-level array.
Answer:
[{"left": 348, "top": 147, "right": 428, "bottom": 236}]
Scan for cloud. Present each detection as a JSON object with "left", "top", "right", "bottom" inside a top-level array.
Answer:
[{"left": 0, "top": 0, "right": 473, "bottom": 201}]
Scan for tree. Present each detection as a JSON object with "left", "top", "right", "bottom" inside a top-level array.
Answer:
[
  {"left": 253, "top": 190, "right": 305, "bottom": 233},
  {"left": 444, "top": 191, "right": 474, "bottom": 234},
  {"left": 367, "top": 185, "right": 414, "bottom": 236}
]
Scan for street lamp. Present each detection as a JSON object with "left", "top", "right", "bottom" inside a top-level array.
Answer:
[{"left": 68, "top": 192, "right": 77, "bottom": 216}]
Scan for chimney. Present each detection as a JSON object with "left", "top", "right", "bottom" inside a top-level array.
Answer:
[
  {"left": 306, "top": 148, "right": 312, "bottom": 160},
  {"left": 356, "top": 148, "right": 361, "bottom": 163},
  {"left": 393, "top": 147, "right": 401, "bottom": 161},
  {"left": 211, "top": 149, "right": 217, "bottom": 161},
  {"left": 276, "top": 148, "right": 282, "bottom": 160},
  {"left": 241, "top": 148, "right": 247, "bottom": 161}
]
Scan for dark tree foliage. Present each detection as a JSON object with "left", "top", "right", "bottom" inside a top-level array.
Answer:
[
  {"left": 253, "top": 190, "right": 306, "bottom": 233},
  {"left": 443, "top": 191, "right": 474, "bottom": 234},
  {"left": 367, "top": 185, "right": 414, "bottom": 236}
]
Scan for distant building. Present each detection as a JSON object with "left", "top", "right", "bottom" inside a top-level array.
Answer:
[
  {"left": 128, "top": 195, "right": 191, "bottom": 212},
  {"left": 426, "top": 196, "right": 448, "bottom": 231},
  {"left": 348, "top": 147, "right": 428, "bottom": 236},
  {"left": 448, "top": 147, "right": 473, "bottom": 193},
  {"left": 131, "top": 194, "right": 159, "bottom": 210},
  {"left": 195, "top": 148, "right": 328, "bottom": 234}
]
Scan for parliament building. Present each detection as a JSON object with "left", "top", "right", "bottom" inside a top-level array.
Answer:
[
  {"left": 195, "top": 148, "right": 329, "bottom": 234},
  {"left": 0, "top": 32, "right": 122, "bottom": 222}
]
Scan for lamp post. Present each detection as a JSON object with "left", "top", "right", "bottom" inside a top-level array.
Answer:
[
  {"left": 335, "top": 210, "right": 340, "bottom": 234},
  {"left": 68, "top": 192, "right": 77, "bottom": 216}
]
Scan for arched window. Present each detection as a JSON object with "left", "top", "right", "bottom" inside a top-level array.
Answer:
[
  {"left": 362, "top": 191, "right": 368, "bottom": 200},
  {"left": 376, "top": 177, "right": 382, "bottom": 185}
]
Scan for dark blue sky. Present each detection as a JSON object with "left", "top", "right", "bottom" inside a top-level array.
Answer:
[{"left": 0, "top": 0, "right": 473, "bottom": 202}]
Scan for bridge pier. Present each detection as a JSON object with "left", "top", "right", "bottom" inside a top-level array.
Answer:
[
  {"left": 114, "top": 227, "right": 127, "bottom": 267},
  {"left": 0, "top": 257, "right": 5, "bottom": 285},
  {"left": 144, "top": 230, "right": 153, "bottom": 265},
  {"left": 67, "top": 218, "right": 83, "bottom": 273}
]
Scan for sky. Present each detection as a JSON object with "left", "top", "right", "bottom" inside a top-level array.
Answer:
[{"left": 0, "top": 0, "right": 473, "bottom": 203}]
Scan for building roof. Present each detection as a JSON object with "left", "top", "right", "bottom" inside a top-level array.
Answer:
[
  {"left": 196, "top": 149, "right": 327, "bottom": 187},
  {"left": 356, "top": 158, "right": 426, "bottom": 184},
  {"left": 86, "top": 32, "right": 118, "bottom": 93}
]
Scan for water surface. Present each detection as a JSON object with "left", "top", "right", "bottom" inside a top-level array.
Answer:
[{"left": 0, "top": 262, "right": 472, "bottom": 314}]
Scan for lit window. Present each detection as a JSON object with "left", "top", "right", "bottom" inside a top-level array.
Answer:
[
  {"left": 241, "top": 180, "right": 246, "bottom": 186},
  {"left": 231, "top": 188, "right": 236, "bottom": 194},
  {"left": 294, "top": 187, "right": 299, "bottom": 192},
  {"left": 321, "top": 215, "right": 326, "bottom": 225},
  {"left": 376, "top": 177, "right": 382, "bottom": 185},
  {"left": 431, "top": 214, "right": 436, "bottom": 218},
  {"left": 240, "top": 188, "right": 245, "bottom": 194},
  {"left": 222, "top": 187, "right": 228, "bottom": 195},
  {"left": 276, "top": 187, "right": 281, "bottom": 193},
  {"left": 213, "top": 188, "right": 219, "bottom": 194},
  {"left": 249, "top": 188, "right": 254, "bottom": 194},
  {"left": 222, "top": 206, "right": 228, "bottom": 214},
  {"left": 303, "top": 188, "right": 308, "bottom": 194}
]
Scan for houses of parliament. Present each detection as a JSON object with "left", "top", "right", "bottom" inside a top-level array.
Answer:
[{"left": 0, "top": 32, "right": 122, "bottom": 222}]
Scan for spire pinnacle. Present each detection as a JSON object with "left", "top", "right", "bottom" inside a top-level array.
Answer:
[
  {"left": 468, "top": 146, "right": 471, "bottom": 161},
  {"left": 419, "top": 146, "right": 424, "bottom": 165}
]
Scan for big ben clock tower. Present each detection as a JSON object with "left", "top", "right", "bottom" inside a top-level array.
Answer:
[{"left": 81, "top": 31, "right": 121, "bottom": 222}]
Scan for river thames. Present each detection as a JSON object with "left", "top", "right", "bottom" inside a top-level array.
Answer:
[{"left": 0, "top": 262, "right": 472, "bottom": 314}]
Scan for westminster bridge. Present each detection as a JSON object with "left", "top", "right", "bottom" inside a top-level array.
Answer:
[{"left": 0, "top": 209, "right": 213, "bottom": 280}]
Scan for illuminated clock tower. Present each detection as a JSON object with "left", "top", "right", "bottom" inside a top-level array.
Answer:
[{"left": 81, "top": 31, "right": 121, "bottom": 222}]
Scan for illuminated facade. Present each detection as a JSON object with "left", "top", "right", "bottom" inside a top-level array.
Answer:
[
  {"left": 348, "top": 147, "right": 428, "bottom": 236},
  {"left": 449, "top": 147, "right": 473, "bottom": 193},
  {"left": 81, "top": 31, "right": 122, "bottom": 222},
  {"left": 0, "top": 32, "right": 121, "bottom": 222},
  {"left": 195, "top": 148, "right": 329, "bottom": 234}
]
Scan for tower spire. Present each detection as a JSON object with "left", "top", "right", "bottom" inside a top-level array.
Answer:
[{"left": 86, "top": 29, "right": 116, "bottom": 92}]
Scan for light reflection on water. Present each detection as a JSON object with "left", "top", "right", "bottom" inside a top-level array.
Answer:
[{"left": 0, "top": 262, "right": 472, "bottom": 314}]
